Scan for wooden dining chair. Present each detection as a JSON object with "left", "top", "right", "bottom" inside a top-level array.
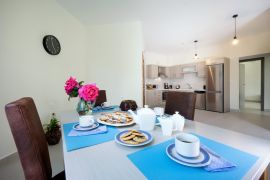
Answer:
[
  {"left": 5, "top": 97, "right": 65, "bottom": 180},
  {"left": 95, "top": 90, "right": 107, "bottom": 107},
  {"left": 164, "top": 91, "right": 196, "bottom": 120}
]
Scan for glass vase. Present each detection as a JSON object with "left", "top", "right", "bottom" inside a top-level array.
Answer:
[{"left": 76, "top": 99, "right": 93, "bottom": 116}]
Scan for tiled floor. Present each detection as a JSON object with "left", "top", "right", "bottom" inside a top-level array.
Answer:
[{"left": 0, "top": 109, "right": 270, "bottom": 180}]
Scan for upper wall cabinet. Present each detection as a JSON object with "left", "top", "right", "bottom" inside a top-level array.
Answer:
[
  {"left": 181, "top": 64, "right": 197, "bottom": 73},
  {"left": 158, "top": 66, "right": 170, "bottom": 78},
  {"left": 196, "top": 61, "right": 206, "bottom": 78},
  {"left": 146, "top": 64, "right": 158, "bottom": 79},
  {"left": 169, "top": 65, "right": 183, "bottom": 79}
]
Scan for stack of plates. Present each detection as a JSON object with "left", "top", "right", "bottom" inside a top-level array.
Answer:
[{"left": 166, "top": 143, "right": 211, "bottom": 167}]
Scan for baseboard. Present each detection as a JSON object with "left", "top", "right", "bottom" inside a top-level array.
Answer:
[
  {"left": 264, "top": 109, "right": 270, "bottom": 112},
  {"left": 0, "top": 151, "right": 17, "bottom": 161},
  {"left": 230, "top": 109, "right": 240, "bottom": 112}
]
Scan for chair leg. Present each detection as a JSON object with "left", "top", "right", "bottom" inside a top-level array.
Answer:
[{"left": 260, "top": 167, "right": 269, "bottom": 180}]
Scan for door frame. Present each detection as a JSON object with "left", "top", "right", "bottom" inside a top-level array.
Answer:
[{"left": 239, "top": 57, "right": 265, "bottom": 111}]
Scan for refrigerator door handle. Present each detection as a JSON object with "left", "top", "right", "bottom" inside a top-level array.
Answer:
[{"left": 206, "top": 90, "right": 222, "bottom": 93}]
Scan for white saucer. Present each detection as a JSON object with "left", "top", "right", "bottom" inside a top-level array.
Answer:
[
  {"left": 72, "top": 122, "right": 99, "bottom": 131},
  {"left": 166, "top": 143, "right": 211, "bottom": 167}
]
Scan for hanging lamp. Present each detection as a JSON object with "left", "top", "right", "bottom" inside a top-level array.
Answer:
[
  {"left": 232, "top": 14, "right": 239, "bottom": 45},
  {"left": 194, "top": 40, "right": 199, "bottom": 59}
]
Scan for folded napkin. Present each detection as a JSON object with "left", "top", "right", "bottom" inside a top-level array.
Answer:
[
  {"left": 68, "top": 125, "right": 107, "bottom": 137},
  {"left": 202, "top": 144, "right": 237, "bottom": 172}
]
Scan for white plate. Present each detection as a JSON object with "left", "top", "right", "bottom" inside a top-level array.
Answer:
[
  {"left": 166, "top": 143, "right": 211, "bottom": 167},
  {"left": 115, "top": 130, "right": 153, "bottom": 147},
  {"left": 72, "top": 122, "right": 99, "bottom": 131},
  {"left": 97, "top": 118, "right": 135, "bottom": 127},
  {"left": 97, "top": 112, "right": 135, "bottom": 127}
]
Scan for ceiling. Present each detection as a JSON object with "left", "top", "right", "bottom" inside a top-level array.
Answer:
[{"left": 56, "top": 0, "right": 270, "bottom": 53}]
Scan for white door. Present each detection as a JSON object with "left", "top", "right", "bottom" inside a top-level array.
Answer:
[{"left": 239, "top": 64, "right": 245, "bottom": 109}]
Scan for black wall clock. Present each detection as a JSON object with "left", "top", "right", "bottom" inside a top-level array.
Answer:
[{"left": 43, "top": 35, "right": 61, "bottom": 55}]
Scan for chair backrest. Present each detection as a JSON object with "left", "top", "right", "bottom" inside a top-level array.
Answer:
[
  {"left": 95, "top": 90, "right": 107, "bottom": 107},
  {"left": 5, "top": 97, "right": 52, "bottom": 180},
  {"left": 165, "top": 91, "right": 196, "bottom": 120}
]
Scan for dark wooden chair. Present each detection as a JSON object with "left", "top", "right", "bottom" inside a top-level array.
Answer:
[
  {"left": 165, "top": 91, "right": 196, "bottom": 120},
  {"left": 5, "top": 97, "right": 65, "bottom": 180},
  {"left": 95, "top": 90, "right": 107, "bottom": 107}
]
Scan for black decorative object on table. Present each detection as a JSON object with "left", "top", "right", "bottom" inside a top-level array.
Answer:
[
  {"left": 43, "top": 35, "right": 61, "bottom": 55},
  {"left": 120, "top": 100, "right": 138, "bottom": 111}
]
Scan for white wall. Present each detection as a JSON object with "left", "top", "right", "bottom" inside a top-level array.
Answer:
[
  {"left": 265, "top": 55, "right": 270, "bottom": 110},
  {"left": 85, "top": 22, "right": 144, "bottom": 107},
  {"left": 242, "top": 61, "right": 261, "bottom": 101},
  {"left": 145, "top": 31, "right": 270, "bottom": 110},
  {"left": 0, "top": 0, "right": 87, "bottom": 159}
]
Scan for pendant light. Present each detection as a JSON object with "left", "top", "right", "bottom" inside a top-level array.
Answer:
[
  {"left": 232, "top": 14, "right": 239, "bottom": 45},
  {"left": 194, "top": 40, "right": 199, "bottom": 59}
]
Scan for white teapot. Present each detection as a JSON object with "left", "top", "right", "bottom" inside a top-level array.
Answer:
[
  {"left": 128, "top": 105, "right": 156, "bottom": 131},
  {"left": 170, "top": 111, "right": 185, "bottom": 131}
]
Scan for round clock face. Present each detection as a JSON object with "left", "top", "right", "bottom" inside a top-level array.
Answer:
[{"left": 43, "top": 35, "right": 61, "bottom": 55}]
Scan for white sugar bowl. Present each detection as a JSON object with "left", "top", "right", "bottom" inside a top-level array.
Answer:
[{"left": 170, "top": 111, "right": 185, "bottom": 131}]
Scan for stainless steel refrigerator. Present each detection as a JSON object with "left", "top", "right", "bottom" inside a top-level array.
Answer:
[{"left": 206, "top": 64, "right": 224, "bottom": 112}]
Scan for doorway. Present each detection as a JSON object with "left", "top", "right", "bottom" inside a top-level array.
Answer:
[{"left": 239, "top": 58, "right": 264, "bottom": 111}]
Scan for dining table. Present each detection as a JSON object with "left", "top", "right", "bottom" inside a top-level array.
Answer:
[{"left": 60, "top": 108, "right": 270, "bottom": 180}]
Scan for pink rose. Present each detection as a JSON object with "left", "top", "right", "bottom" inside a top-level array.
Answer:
[
  {"left": 64, "top": 77, "right": 79, "bottom": 95},
  {"left": 78, "top": 84, "right": 99, "bottom": 102}
]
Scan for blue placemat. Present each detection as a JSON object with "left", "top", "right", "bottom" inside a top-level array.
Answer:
[
  {"left": 128, "top": 134, "right": 258, "bottom": 180},
  {"left": 63, "top": 122, "right": 119, "bottom": 152}
]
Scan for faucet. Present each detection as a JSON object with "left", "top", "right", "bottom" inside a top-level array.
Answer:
[{"left": 186, "top": 83, "right": 192, "bottom": 89}]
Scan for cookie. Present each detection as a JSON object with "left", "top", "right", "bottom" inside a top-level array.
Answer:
[
  {"left": 100, "top": 117, "right": 108, "bottom": 121},
  {"left": 133, "top": 136, "right": 147, "bottom": 143},
  {"left": 124, "top": 140, "right": 139, "bottom": 145},
  {"left": 121, "top": 131, "right": 133, "bottom": 138},
  {"left": 121, "top": 134, "right": 136, "bottom": 141},
  {"left": 132, "top": 132, "right": 145, "bottom": 137}
]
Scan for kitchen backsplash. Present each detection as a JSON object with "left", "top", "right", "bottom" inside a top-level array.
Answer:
[{"left": 146, "top": 73, "right": 206, "bottom": 90}]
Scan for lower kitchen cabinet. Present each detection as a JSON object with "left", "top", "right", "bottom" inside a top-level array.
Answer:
[{"left": 145, "top": 90, "right": 163, "bottom": 107}]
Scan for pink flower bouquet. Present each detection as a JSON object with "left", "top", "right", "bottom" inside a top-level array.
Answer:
[
  {"left": 64, "top": 77, "right": 99, "bottom": 115},
  {"left": 64, "top": 77, "right": 84, "bottom": 100},
  {"left": 78, "top": 84, "right": 99, "bottom": 102}
]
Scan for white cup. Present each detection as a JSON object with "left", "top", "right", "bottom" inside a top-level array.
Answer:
[
  {"left": 159, "top": 117, "right": 174, "bottom": 136},
  {"left": 175, "top": 133, "right": 200, "bottom": 157},
  {"left": 79, "top": 115, "right": 94, "bottom": 127},
  {"left": 154, "top": 107, "right": 164, "bottom": 116},
  {"left": 101, "top": 101, "right": 110, "bottom": 107}
]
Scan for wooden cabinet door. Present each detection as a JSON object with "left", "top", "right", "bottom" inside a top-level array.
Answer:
[
  {"left": 175, "top": 65, "right": 183, "bottom": 78},
  {"left": 169, "top": 66, "right": 176, "bottom": 78},
  {"left": 155, "top": 91, "right": 162, "bottom": 106},
  {"left": 197, "top": 61, "right": 206, "bottom": 78},
  {"left": 145, "top": 90, "right": 156, "bottom": 107},
  {"left": 146, "top": 65, "right": 158, "bottom": 79},
  {"left": 164, "top": 67, "right": 170, "bottom": 78}
]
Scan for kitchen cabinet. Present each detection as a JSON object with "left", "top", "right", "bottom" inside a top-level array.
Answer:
[
  {"left": 169, "top": 65, "right": 183, "bottom": 79},
  {"left": 158, "top": 66, "right": 170, "bottom": 78},
  {"left": 146, "top": 65, "right": 158, "bottom": 79},
  {"left": 196, "top": 61, "right": 206, "bottom": 78},
  {"left": 181, "top": 63, "right": 197, "bottom": 73},
  {"left": 145, "top": 90, "right": 163, "bottom": 107}
]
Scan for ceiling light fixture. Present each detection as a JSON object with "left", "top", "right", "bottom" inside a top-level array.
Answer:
[
  {"left": 232, "top": 14, "right": 239, "bottom": 45},
  {"left": 194, "top": 40, "right": 199, "bottom": 59}
]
